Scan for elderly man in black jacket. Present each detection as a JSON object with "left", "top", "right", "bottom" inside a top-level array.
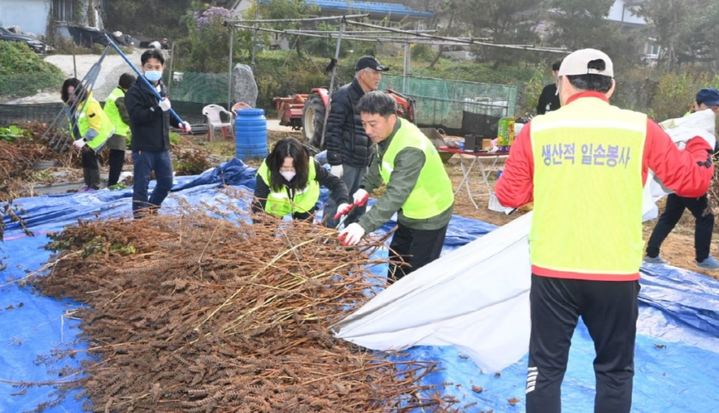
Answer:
[
  {"left": 125, "top": 49, "right": 191, "bottom": 218},
  {"left": 323, "top": 56, "right": 387, "bottom": 226}
]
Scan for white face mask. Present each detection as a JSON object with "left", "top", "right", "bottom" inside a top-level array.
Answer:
[
  {"left": 144, "top": 70, "right": 162, "bottom": 82},
  {"left": 280, "top": 171, "right": 296, "bottom": 182}
]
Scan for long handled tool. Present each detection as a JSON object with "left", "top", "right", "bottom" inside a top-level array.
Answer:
[{"left": 43, "top": 46, "right": 111, "bottom": 152}]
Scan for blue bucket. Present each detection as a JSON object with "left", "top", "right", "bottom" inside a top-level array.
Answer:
[{"left": 235, "top": 108, "right": 268, "bottom": 160}]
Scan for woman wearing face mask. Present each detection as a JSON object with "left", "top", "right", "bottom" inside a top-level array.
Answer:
[
  {"left": 253, "top": 137, "right": 351, "bottom": 224},
  {"left": 60, "top": 78, "right": 115, "bottom": 191}
]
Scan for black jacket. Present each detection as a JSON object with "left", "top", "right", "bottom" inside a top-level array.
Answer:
[
  {"left": 125, "top": 80, "right": 179, "bottom": 152},
  {"left": 536, "top": 83, "right": 560, "bottom": 115},
  {"left": 325, "top": 79, "right": 372, "bottom": 168}
]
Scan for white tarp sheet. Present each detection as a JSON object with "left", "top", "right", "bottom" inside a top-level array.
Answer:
[{"left": 334, "top": 109, "right": 716, "bottom": 373}]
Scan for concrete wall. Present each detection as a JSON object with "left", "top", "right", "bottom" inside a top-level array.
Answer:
[{"left": 0, "top": 0, "right": 51, "bottom": 36}]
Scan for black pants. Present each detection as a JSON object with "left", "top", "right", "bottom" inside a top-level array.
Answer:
[
  {"left": 107, "top": 149, "right": 125, "bottom": 186},
  {"left": 80, "top": 146, "right": 100, "bottom": 189},
  {"left": 526, "top": 275, "right": 639, "bottom": 413},
  {"left": 388, "top": 222, "right": 448, "bottom": 280},
  {"left": 646, "top": 193, "right": 713, "bottom": 262}
]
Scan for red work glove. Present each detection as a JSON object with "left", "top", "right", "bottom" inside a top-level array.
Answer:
[
  {"left": 352, "top": 189, "right": 369, "bottom": 207},
  {"left": 333, "top": 202, "right": 353, "bottom": 221}
]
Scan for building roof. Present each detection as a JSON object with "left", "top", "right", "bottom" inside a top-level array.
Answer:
[{"left": 252, "top": 0, "right": 433, "bottom": 19}]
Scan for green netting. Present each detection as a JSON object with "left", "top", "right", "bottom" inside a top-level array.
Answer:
[
  {"left": 380, "top": 75, "right": 518, "bottom": 130},
  {"left": 168, "top": 71, "right": 229, "bottom": 104}
]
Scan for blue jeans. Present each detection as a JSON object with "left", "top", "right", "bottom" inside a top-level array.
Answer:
[{"left": 132, "top": 150, "right": 173, "bottom": 217}]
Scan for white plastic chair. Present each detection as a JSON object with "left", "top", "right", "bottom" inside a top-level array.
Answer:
[{"left": 202, "top": 104, "right": 234, "bottom": 141}]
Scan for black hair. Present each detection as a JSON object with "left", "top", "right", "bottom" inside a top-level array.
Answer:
[
  {"left": 356, "top": 91, "right": 397, "bottom": 117},
  {"left": 551, "top": 60, "right": 562, "bottom": 71},
  {"left": 141, "top": 48, "right": 165, "bottom": 65},
  {"left": 266, "top": 138, "right": 310, "bottom": 192},
  {"left": 566, "top": 59, "right": 613, "bottom": 93},
  {"left": 60, "top": 78, "right": 80, "bottom": 103},
  {"left": 119, "top": 73, "right": 136, "bottom": 90}
]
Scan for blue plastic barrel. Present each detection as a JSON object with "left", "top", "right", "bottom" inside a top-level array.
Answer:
[{"left": 235, "top": 108, "right": 268, "bottom": 159}]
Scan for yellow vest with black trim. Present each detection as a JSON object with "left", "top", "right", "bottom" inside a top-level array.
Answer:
[
  {"left": 530, "top": 97, "right": 646, "bottom": 277},
  {"left": 257, "top": 157, "right": 320, "bottom": 218},
  {"left": 77, "top": 94, "right": 114, "bottom": 151},
  {"left": 379, "top": 121, "right": 454, "bottom": 219},
  {"left": 103, "top": 87, "right": 131, "bottom": 137}
]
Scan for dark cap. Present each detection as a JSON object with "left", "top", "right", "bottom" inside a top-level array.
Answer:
[
  {"left": 696, "top": 88, "right": 719, "bottom": 106},
  {"left": 355, "top": 56, "right": 388, "bottom": 72}
]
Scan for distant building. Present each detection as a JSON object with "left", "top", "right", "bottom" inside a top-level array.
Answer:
[
  {"left": 607, "top": 0, "right": 660, "bottom": 63},
  {"left": 0, "top": 0, "right": 104, "bottom": 38},
  {"left": 233, "top": 0, "right": 432, "bottom": 21},
  {"left": 232, "top": 0, "right": 433, "bottom": 51}
]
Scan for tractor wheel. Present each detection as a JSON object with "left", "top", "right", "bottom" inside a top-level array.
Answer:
[{"left": 302, "top": 94, "right": 326, "bottom": 149}]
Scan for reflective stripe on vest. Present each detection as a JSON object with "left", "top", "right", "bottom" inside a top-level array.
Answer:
[
  {"left": 104, "top": 87, "right": 130, "bottom": 137},
  {"left": 77, "top": 94, "right": 114, "bottom": 151},
  {"left": 257, "top": 157, "right": 320, "bottom": 218},
  {"left": 530, "top": 97, "right": 647, "bottom": 276},
  {"left": 379, "top": 120, "right": 454, "bottom": 219}
]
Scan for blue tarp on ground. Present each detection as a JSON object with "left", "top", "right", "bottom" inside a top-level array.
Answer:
[{"left": 1, "top": 158, "right": 718, "bottom": 412}]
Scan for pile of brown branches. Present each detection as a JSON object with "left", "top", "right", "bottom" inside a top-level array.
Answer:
[{"left": 33, "top": 211, "right": 456, "bottom": 412}]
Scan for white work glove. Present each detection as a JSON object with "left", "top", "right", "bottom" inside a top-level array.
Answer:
[
  {"left": 330, "top": 164, "right": 343, "bottom": 178},
  {"left": 158, "top": 98, "right": 171, "bottom": 112},
  {"left": 72, "top": 139, "right": 86, "bottom": 149},
  {"left": 352, "top": 188, "right": 369, "bottom": 207},
  {"left": 338, "top": 223, "right": 365, "bottom": 246},
  {"left": 333, "top": 202, "right": 353, "bottom": 221},
  {"left": 179, "top": 121, "right": 192, "bottom": 133}
]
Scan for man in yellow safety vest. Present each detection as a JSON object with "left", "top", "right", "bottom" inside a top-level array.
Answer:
[
  {"left": 495, "top": 48, "right": 714, "bottom": 413},
  {"left": 338, "top": 91, "right": 454, "bottom": 280},
  {"left": 103, "top": 73, "right": 135, "bottom": 187}
]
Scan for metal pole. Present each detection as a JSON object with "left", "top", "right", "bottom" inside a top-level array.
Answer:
[
  {"left": 402, "top": 40, "right": 409, "bottom": 94},
  {"left": 251, "top": 25, "right": 257, "bottom": 67},
  {"left": 167, "top": 42, "right": 175, "bottom": 95},
  {"left": 227, "top": 28, "right": 234, "bottom": 110},
  {"left": 72, "top": 52, "right": 77, "bottom": 78},
  {"left": 320, "top": 19, "right": 345, "bottom": 148}
]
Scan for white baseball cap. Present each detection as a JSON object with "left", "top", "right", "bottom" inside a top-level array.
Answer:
[{"left": 558, "top": 48, "right": 614, "bottom": 78}]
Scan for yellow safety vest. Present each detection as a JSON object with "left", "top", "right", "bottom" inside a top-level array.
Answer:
[
  {"left": 103, "top": 87, "right": 131, "bottom": 137},
  {"left": 77, "top": 93, "right": 114, "bottom": 151},
  {"left": 530, "top": 97, "right": 646, "bottom": 278},
  {"left": 379, "top": 121, "right": 454, "bottom": 219},
  {"left": 257, "top": 157, "right": 320, "bottom": 218}
]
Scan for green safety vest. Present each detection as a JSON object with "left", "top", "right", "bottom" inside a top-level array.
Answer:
[
  {"left": 530, "top": 97, "right": 647, "bottom": 277},
  {"left": 257, "top": 157, "right": 320, "bottom": 218},
  {"left": 77, "top": 94, "right": 114, "bottom": 151},
  {"left": 379, "top": 121, "right": 454, "bottom": 219},
  {"left": 103, "top": 87, "right": 130, "bottom": 137}
]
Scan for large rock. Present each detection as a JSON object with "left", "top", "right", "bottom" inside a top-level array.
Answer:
[{"left": 232, "top": 64, "right": 258, "bottom": 107}]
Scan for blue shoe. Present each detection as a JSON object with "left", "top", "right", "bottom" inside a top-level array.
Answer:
[
  {"left": 643, "top": 255, "right": 665, "bottom": 264},
  {"left": 697, "top": 256, "right": 719, "bottom": 269}
]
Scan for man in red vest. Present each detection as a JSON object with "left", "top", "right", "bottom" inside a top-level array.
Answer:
[{"left": 495, "top": 48, "right": 714, "bottom": 413}]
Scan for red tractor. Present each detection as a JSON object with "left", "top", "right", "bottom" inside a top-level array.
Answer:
[{"left": 273, "top": 88, "right": 416, "bottom": 149}]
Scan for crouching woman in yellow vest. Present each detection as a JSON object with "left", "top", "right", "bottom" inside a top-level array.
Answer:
[
  {"left": 61, "top": 78, "right": 114, "bottom": 190},
  {"left": 253, "top": 137, "right": 351, "bottom": 223}
]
